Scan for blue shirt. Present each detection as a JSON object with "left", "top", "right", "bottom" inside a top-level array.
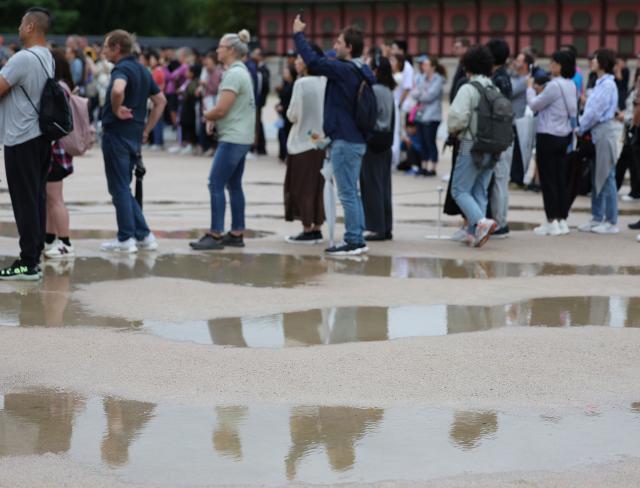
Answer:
[
  {"left": 102, "top": 56, "right": 160, "bottom": 140},
  {"left": 578, "top": 74, "right": 618, "bottom": 135},
  {"left": 294, "top": 32, "right": 376, "bottom": 144}
]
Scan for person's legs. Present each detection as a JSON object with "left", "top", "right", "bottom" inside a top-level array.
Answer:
[
  {"left": 490, "top": 143, "right": 513, "bottom": 228},
  {"left": 226, "top": 144, "right": 251, "bottom": 233},
  {"left": 616, "top": 143, "right": 630, "bottom": 190},
  {"left": 471, "top": 166, "right": 493, "bottom": 221},
  {"left": 630, "top": 145, "right": 640, "bottom": 197},
  {"left": 382, "top": 148, "right": 393, "bottom": 236},
  {"left": 555, "top": 135, "right": 571, "bottom": 221},
  {"left": 426, "top": 121, "right": 440, "bottom": 168},
  {"left": 591, "top": 161, "right": 605, "bottom": 222},
  {"left": 510, "top": 128, "right": 524, "bottom": 185},
  {"left": 208, "top": 142, "right": 249, "bottom": 234},
  {"left": 536, "top": 134, "right": 559, "bottom": 221},
  {"left": 417, "top": 122, "right": 430, "bottom": 168},
  {"left": 360, "top": 149, "right": 385, "bottom": 234},
  {"left": 46, "top": 181, "right": 70, "bottom": 238},
  {"left": 102, "top": 132, "right": 146, "bottom": 242},
  {"left": 4, "top": 136, "right": 51, "bottom": 267},
  {"left": 602, "top": 165, "right": 619, "bottom": 224},
  {"left": 331, "top": 140, "right": 367, "bottom": 245},
  {"left": 452, "top": 149, "right": 485, "bottom": 232},
  {"left": 152, "top": 119, "right": 164, "bottom": 147}
]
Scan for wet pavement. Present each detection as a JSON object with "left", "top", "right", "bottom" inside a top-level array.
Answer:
[
  {"left": 144, "top": 296, "right": 640, "bottom": 347},
  {"left": 0, "top": 390, "right": 638, "bottom": 485},
  {"left": 1, "top": 281, "right": 637, "bottom": 346},
  {"left": 1, "top": 253, "right": 638, "bottom": 292}
]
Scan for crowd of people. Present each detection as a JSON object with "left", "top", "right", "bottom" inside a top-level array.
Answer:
[{"left": 1, "top": 6, "right": 640, "bottom": 280}]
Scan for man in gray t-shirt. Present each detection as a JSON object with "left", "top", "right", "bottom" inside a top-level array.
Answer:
[{"left": 0, "top": 8, "right": 54, "bottom": 280}]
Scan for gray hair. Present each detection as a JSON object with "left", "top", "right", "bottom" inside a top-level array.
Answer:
[{"left": 221, "top": 29, "right": 250, "bottom": 58}]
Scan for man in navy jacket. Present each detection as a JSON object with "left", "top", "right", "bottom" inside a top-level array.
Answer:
[{"left": 293, "top": 15, "right": 376, "bottom": 256}]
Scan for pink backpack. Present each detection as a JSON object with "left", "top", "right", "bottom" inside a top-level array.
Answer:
[{"left": 59, "top": 81, "right": 95, "bottom": 156}]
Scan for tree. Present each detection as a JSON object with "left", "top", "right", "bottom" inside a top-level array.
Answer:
[{"left": 0, "top": 0, "right": 257, "bottom": 37}]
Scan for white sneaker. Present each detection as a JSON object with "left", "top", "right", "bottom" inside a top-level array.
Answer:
[
  {"left": 547, "top": 220, "right": 562, "bottom": 236},
  {"left": 44, "top": 239, "right": 59, "bottom": 253},
  {"left": 44, "top": 241, "right": 75, "bottom": 259},
  {"left": 636, "top": 234, "right": 640, "bottom": 242},
  {"left": 245, "top": 152, "right": 256, "bottom": 160},
  {"left": 578, "top": 220, "right": 602, "bottom": 232},
  {"left": 167, "top": 145, "right": 182, "bottom": 154},
  {"left": 450, "top": 227, "right": 468, "bottom": 242},
  {"left": 100, "top": 237, "right": 138, "bottom": 253},
  {"left": 591, "top": 222, "right": 620, "bottom": 234},
  {"left": 533, "top": 222, "right": 550, "bottom": 236},
  {"left": 179, "top": 144, "right": 193, "bottom": 155},
  {"left": 149, "top": 144, "right": 163, "bottom": 151},
  {"left": 473, "top": 218, "right": 497, "bottom": 248},
  {"left": 621, "top": 195, "right": 640, "bottom": 202},
  {"left": 558, "top": 220, "right": 570, "bottom": 235},
  {"left": 137, "top": 232, "right": 158, "bottom": 251}
]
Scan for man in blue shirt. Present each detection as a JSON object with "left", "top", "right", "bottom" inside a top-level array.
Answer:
[
  {"left": 293, "top": 15, "right": 376, "bottom": 256},
  {"left": 100, "top": 29, "right": 166, "bottom": 253}
]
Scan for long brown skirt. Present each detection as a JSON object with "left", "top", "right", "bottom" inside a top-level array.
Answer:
[{"left": 284, "top": 149, "right": 326, "bottom": 227}]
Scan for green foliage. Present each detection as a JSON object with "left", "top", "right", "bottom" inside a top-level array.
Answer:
[{"left": 0, "top": 0, "right": 257, "bottom": 37}]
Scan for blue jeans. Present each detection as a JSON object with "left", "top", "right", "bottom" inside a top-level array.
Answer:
[
  {"left": 209, "top": 141, "right": 250, "bottom": 233},
  {"left": 332, "top": 140, "right": 367, "bottom": 245},
  {"left": 592, "top": 164, "right": 618, "bottom": 224},
  {"left": 151, "top": 119, "right": 164, "bottom": 146},
  {"left": 418, "top": 121, "right": 440, "bottom": 163},
  {"left": 102, "top": 131, "right": 150, "bottom": 242},
  {"left": 451, "top": 148, "right": 493, "bottom": 233}
]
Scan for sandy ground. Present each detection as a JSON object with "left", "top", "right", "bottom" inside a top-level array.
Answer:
[{"left": 0, "top": 122, "right": 640, "bottom": 485}]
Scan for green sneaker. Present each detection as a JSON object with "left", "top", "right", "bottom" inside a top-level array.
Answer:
[{"left": 0, "top": 260, "right": 41, "bottom": 281}]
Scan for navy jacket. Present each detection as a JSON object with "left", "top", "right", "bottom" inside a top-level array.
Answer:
[{"left": 294, "top": 32, "right": 376, "bottom": 144}]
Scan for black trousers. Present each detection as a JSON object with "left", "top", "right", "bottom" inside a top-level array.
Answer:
[
  {"left": 510, "top": 128, "right": 524, "bottom": 185},
  {"left": 255, "top": 107, "right": 266, "bottom": 155},
  {"left": 360, "top": 147, "right": 393, "bottom": 236},
  {"left": 444, "top": 140, "right": 463, "bottom": 216},
  {"left": 536, "top": 133, "right": 571, "bottom": 221},
  {"left": 615, "top": 141, "right": 640, "bottom": 197},
  {"left": 4, "top": 135, "right": 51, "bottom": 267}
]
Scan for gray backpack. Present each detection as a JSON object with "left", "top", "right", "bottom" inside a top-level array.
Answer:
[{"left": 469, "top": 81, "right": 514, "bottom": 168}]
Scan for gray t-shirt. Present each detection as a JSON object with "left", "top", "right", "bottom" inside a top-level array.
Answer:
[
  {"left": 0, "top": 46, "right": 53, "bottom": 147},
  {"left": 216, "top": 61, "right": 256, "bottom": 145}
]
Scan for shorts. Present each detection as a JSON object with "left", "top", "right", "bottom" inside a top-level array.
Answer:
[
  {"left": 47, "top": 162, "right": 73, "bottom": 182},
  {"left": 167, "top": 93, "right": 179, "bottom": 113}
]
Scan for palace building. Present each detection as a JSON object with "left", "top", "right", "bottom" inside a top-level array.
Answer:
[{"left": 242, "top": 0, "right": 640, "bottom": 57}]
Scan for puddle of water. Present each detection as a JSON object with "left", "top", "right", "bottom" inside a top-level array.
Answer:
[
  {"left": 1, "top": 279, "right": 637, "bottom": 347},
  {"left": 0, "top": 390, "right": 638, "bottom": 485},
  {"left": 143, "top": 297, "right": 640, "bottom": 347},
  {"left": 0, "top": 222, "right": 273, "bottom": 240},
  {"left": 3, "top": 253, "right": 635, "bottom": 293}
]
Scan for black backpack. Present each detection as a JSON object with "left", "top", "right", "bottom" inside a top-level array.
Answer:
[
  {"left": 20, "top": 49, "right": 73, "bottom": 141},
  {"left": 469, "top": 81, "right": 514, "bottom": 167},
  {"left": 350, "top": 63, "right": 377, "bottom": 140}
]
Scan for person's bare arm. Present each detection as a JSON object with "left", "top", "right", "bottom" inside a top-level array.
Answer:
[
  {"left": 0, "top": 75, "right": 11, "bottom": 99},
  {"left": 111, "top": 78, "right": 132, "bottom": 119},
  {"left": 143, "top": 92, "right": 167, "bottom": 143},
  {"left": 204, "top": 90, "right": 236, "bottom": 121}
]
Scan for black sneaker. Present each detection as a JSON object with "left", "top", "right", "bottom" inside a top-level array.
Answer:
[
  {"left": 0, "top": 259, "right": 41, "bottom": 281},
  {"left": 285, "top": 231, "right": 323, "bottom": 245},
  {"left": 325, "top": 242, "right": 369, "bottom": 256},
  {"left": 492, "top": 225, "right": 510, "bottom": 239},
  {"left": 364, "top": 232, "right": 387, "bottom": 242},
  {"left": 222, "top": 232, "right": 245, "bottom": 248},
  {"left": 189, "top": 234, "right": 224, "bottom": 250},
  {"left": 628, "top": 220, "right": 640, "bottom": 230}
]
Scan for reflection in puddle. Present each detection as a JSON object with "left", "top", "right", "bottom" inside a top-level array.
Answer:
[
  {"left": 0, "top": 391, "right": 639, "bottom": 485},
  {"left": 146, "top": 297, "right": 640, "bottom": 348},
  {"left": 1, "top": 272, "right": 638, "bottom": 346},
  {"left": 2, "top": 253, "right": 639, "bottom": 292}
]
